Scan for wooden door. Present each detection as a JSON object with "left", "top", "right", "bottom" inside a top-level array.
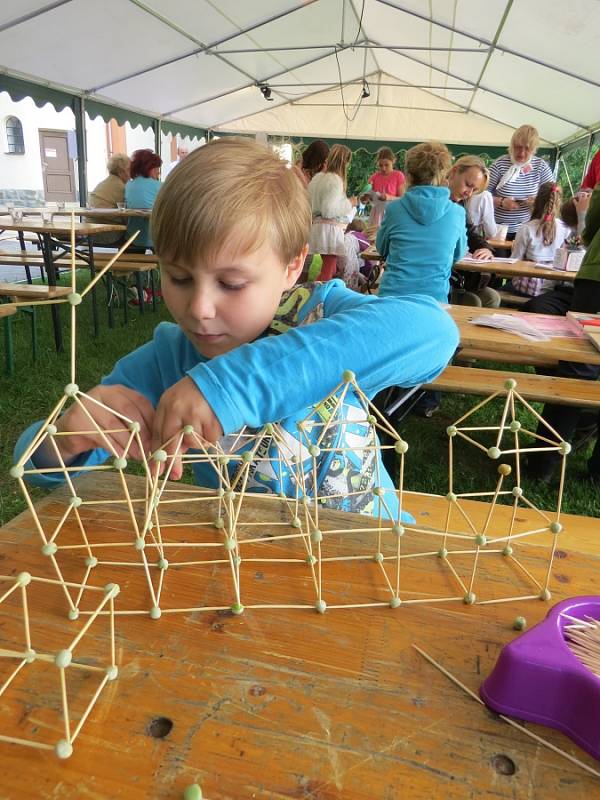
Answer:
[{"left": 38, "top": 129, "right": 76, "bottom": 202}]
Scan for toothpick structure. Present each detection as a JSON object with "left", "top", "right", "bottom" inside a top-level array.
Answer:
[
  {"left": 8, "top": 214, "right": 569, "bottom": 617},
  {"left": 0, "top": 572, "right": 119, "bottom": 759}
]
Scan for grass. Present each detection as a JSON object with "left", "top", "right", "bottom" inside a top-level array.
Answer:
[{"left": 1, "top": 270, "right": 598, "bottom": 527}]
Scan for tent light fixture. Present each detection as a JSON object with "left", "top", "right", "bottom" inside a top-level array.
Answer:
[
  {"left": 361, "top": 80, "right": 370, "bottom": 100},
  {"left": 259, "top": 84, "right": 273, "bottom": 101}
]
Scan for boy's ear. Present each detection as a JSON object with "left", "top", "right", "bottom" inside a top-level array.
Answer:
[{"left": 284, "top": 244, "right": 309, "bottom": 287}]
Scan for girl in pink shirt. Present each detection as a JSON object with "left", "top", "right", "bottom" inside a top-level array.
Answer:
[{"left": 365, "top": 147, "right": 406, "bottom": 226}]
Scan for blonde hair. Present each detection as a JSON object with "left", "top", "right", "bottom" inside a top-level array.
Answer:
[
  {"left": 404, "top": 141, "right": 452, "bottom": 187},
  {"left": 325, "top": 144, "right": 352, "bottom": 189},
  {"left": 376, "top": 146, "right": 396, "bottom": 164},
  {"left": 153, "top": 138, "right": 311, "bottom": 266},
  {"left": 533, "top": 181, "right": 562, "bottom": 246},
  {"left": 107, "top": 153, "right": 130, "bottom": 176},
  {"left": 510, "top": 125, "right": 540, "bottom": 155},
  {"left": 450, "top": 155, "right": 490, "bottom": 193}
]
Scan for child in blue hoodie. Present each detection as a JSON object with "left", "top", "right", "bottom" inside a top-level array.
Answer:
[{"left": 377, "top": 142, "right": 467, "bottom": 303}]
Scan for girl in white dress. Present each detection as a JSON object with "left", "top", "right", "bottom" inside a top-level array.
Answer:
[{"left": 308, "top": 145, "right": 356, "bottom": 281}]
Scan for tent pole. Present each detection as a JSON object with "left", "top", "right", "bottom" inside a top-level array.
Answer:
[
  {"left": 153, "top": 118, "right": 162, "bottom": 158},
  {"left": 73, "top": 96, "right": 88, "bottom": 207}
]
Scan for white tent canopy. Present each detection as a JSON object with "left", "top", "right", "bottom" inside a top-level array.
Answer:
[{"left": 1, "top": 0, "right": 599, "bottom": 147}]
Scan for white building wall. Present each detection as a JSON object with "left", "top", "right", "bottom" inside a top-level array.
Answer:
[
  {"left": 1, "top": 92, "right": 205, "bottom": 200},
  {"left": 0, "top": 92, "right": 74, "bottom": 198}
]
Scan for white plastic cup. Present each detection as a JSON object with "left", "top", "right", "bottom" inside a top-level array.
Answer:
[{"left": 41, "top": 209, "right": 53, "bottom": 224}]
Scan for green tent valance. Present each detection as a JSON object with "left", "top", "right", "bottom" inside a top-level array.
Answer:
[
  {"left": 0, "top": 74, "right": 206, "bottom": 141},
  {"left": 85, "top": 99, "right": 155, "bottom": 131},
  {"left": 0, "top": 73, "right": 73, "bottom": 113},
  {"left": 288, "top": 135, "right": 556, "bottom": 164},
  {"left": 161, "top": 119, "right": 206, "bottom": 141}
]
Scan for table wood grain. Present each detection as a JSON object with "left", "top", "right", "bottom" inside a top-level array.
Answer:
[
  {"left": 0, "top": 473, "right": 599, "bottom": 798},
  {"left": 448, "top": 305, "right": 600, "bottom": 365}
]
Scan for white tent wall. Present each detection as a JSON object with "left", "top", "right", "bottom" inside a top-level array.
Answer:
[{"left": 1, "top": 0, "right": 599, "bottom": 153}]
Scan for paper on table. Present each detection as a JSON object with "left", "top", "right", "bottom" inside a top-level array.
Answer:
[
  {"left": 470, "top": 314, "right": 552, "bottom": 341},
  {"left": 461, "top": 254, "right": 519, "bottom": 264}
]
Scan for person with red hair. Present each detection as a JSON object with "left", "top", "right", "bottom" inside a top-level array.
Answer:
[{"left": 125, "top": 149, "right": 162, "bottom": 251}]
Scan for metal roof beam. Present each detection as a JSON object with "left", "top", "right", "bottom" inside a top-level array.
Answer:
[
  {"left": 376, "top": 0, "right": 600, "bottom": 89},
  {"left": 466, "top": 0, "right": 513, "bottom": 113},
  {"left": 370, "top": 38, "right": 590, "bottom": 132},
  {"left": 164, "top": 41, "right": 367, "bottom": 116},
  {"left": 90, "top": 0, "right": 317, "bottom": 92},
  {"left": 0, "top": 0, "right": 74, "bottom": 34}
]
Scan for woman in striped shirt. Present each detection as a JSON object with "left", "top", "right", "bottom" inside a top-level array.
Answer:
[{"left": 488, "top": 125, "right": 554, "bottom": 237}]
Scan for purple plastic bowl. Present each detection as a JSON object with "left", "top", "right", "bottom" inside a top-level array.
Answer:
[{"left": 480, "top": 596, "right": 600, "bottom": 761}]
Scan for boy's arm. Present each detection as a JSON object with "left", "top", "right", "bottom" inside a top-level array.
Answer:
[
  {"left": 187, "top": 284, "right": 459, "bottom": 435},
  {"left": 13, "top": 323, "right": 193, "bottom": 487}
]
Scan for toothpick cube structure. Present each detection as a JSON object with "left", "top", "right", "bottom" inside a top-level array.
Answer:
[{"left": 0, "top": 572, "right": 119, "bottom": 758}]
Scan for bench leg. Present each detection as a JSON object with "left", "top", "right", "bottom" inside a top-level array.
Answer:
[
  {"left": 3, "top": 314, "right": 14, "bottom": 375},
  {"left": 87, "top": 236, "right": 100, "bottom": 338},
  {"left": 150, "top": 269, "right": 156, "bottom": 312},
  {"left": 136, "top": 273, "right": 145, "bottom": 314},
  {"left": 40, "top": 234, "right": 63, "bottom": 352},
  {"left": 107, "top": 272, "right": 115, "bottom": 329},
  {"left": 31, "top": 306, "right": 37, "bottom": 362}
]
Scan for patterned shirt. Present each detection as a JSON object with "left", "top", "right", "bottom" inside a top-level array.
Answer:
[{"left": 488, "top": 155, "right": 554, "bottom": 233}]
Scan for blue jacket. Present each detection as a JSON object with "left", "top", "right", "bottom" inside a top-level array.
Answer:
[
  {"left": 15, "top": 281, "right": 459, "bottom": 520},
  {"left": 124, "top": 177, "right": 161, "bottom": 248},
  {"left": 377, "top": 186, "right": 467, "bottom": 303}
]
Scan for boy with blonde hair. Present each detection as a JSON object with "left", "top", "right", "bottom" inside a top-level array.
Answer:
[{"left": 15, "top": 138, "right": 458, "bottom": 517}]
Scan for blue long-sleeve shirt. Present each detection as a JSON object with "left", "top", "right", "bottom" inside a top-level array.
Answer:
[
  {"left": 377, "top": 186, "right": 467, "bottom": 303},
  {"left": 15, "top": 281, "right": 459, "bottom": 518},
  {"left": 124, "top": 176, "right": 161, "bottom": 248}
]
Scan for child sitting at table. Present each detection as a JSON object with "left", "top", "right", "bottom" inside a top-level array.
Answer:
[
  {"left": 376, "top": 141, "right": 467, "bottom": 303},
  {"left": 14, "top": 138, "right": 459, "bottom": 519},
  {"left": 509, "top": 182, "right": 572, "bottom": 297},
  {"left": 364, "top": 147, "right": 406, "bottom": 226}
]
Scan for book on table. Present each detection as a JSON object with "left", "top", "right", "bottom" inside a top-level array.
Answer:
[{"left": 566, "top": 311, "right": 600, "bottom": 352}]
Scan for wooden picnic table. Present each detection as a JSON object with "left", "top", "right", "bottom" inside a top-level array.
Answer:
[
  {"left": 0, "top": 472, "right": 599, "bottom": 798},
  {"left": 486, "top": 238, "right": 514, "bottom": 250},
  {"left": 456, "top": 258, "right": 576, "bottom": 283},
  {"left": 0, "top": 217, "right": 125, "bottom": 350},
  {"left": 448, "top": 305, "right": 600, "bottom": 366}
]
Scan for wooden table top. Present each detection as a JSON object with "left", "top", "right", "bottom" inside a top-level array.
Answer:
[
  {"left": 456, "top": 258, "right": 576, "bottom": 282},
  {"left": 448, "top": 304, "right": 600, "bottom": 365},
  {"left": 1, "top": 473, "right": 599, "bottom": 798},
  {"left": 69, "top": 208, "right": 151, "bottom": 219},
  {"left": 0, "top": 217, "right": 126, "bottom": 235},
  {"left": 0, "top": 303, "right": 17, "bottom": 318},
  {"left": 486, "top": 238, "right": 514, "bottom": 250}
]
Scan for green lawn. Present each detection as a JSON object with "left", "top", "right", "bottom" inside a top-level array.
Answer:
[{"left": 1, "top": 272, "right": 597, "bottom": 527}]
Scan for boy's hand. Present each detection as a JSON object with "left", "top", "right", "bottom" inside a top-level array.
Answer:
[
  {"left": 152, "top": 376, "right": 223, "bottom": 480},
  {"left": 472, "top": 248, "right": 493, "bottom": 261},
  {"left": 53, "top": 385, "right": 154, "bottom": 464}
]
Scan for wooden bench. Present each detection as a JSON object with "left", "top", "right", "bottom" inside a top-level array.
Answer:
[
  {"left": 0, "top": 282, "right": 71, "bottom": 302},
  {"left": 497, "top": 289, "right": 531, "bottom": 308},
  {"left": 426, "top": 365, "right": 600, "bottom": 407},
  {"left": 106, "top": 262, "right": 159, "bottom": 324},
  {"left": 0, "top": 303, "right": 18, "bottom": 373}
]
